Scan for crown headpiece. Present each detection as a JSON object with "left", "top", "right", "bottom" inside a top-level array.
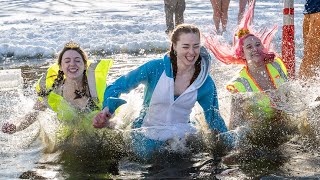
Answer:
[
  {"left": 65, "top": 41, "right": 80, "bottom": 49},
  {"left": 236, "top": 29, "right": 250, "bottom": 38}
]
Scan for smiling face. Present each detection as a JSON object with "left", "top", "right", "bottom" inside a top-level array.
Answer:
[
  {"left": 173, "top": 32, "right": 201, "bottom": 67},
  {"left": 242, "top": 35, "right": 265, "bottom": 67},
  {"left": 60, "top": 50, "right": 85, "bottom": 81}
]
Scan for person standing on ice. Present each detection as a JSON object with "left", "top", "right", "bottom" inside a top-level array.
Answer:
[
  {"left": 209, "top": 0, "right": 231, "bottom": 34},
  {"left": 93, "top": 24, "right": 229, "bottom": 160},
  {"left": 163, "top": 0, "right": 186, "bottom": 35},
  {"left": 205, "top": 0, "right": 288, "bottom": 129}
]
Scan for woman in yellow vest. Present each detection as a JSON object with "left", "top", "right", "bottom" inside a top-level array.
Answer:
[
  {"left": 205, "top": 0, "right": 288, "bottom": 129},
  {"left": 1, "top": 41, "right": 113, "bottom": 143}
]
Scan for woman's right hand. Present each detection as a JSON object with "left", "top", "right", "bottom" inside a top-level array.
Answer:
[
  {"left": 93, "top": 107, "right": 112, "bottom": 129},
  {"left": 2, "top": 122, "right": 17, "bottom": 134}
]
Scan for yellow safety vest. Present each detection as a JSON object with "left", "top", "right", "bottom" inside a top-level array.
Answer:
[
  {"left": 35, "top": 59, "right": 113, "bottom": 140},
  {"left": 226, "top": 58, "right": 288, "bottom": 93},
  {"left": 226, "top": 58, "right": 288, "bottom": 118},
  {"left": 36, "top": 59, "right": 113, "bottom": 110}
]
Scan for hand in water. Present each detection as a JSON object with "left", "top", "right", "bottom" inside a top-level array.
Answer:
[
  {"left": 2, "top": 122, "right": 17, "bottom": 134},
  {"left": 93, "top": 107, "right": 112, "bottom": 128}
]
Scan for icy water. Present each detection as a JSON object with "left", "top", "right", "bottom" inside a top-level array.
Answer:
[{"left": 1, "top": 56, "right": 320, "bottom": 179}]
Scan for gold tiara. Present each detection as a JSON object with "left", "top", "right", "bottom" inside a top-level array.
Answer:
[
  {"left": 236, "top": 29, "right": 250, "bottom": 38},
  {"left": 65, "top": 41, "right": 80, "bottom": 49}
]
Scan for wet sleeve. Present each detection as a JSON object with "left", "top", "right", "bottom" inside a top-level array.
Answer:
[
  {"left": 197, "top": 77, "right": 228, "bottom": 133},
  {"left": 103, "top": 61, "right": 150, "bottom": 109}
]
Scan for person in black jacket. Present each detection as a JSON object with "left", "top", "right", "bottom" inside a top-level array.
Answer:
[{"left": 164, "top": 0, "right": 185, "bottom": 35}]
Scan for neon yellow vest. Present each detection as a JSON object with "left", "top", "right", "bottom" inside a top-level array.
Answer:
[
  {"left": 226, "top": 58, "right": 288, "bottom": 118},
  {"left": 35, "top": 59, "right": 113, "bottom": 140}
]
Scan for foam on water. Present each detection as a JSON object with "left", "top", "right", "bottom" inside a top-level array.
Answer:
[{"left": 0, "top": 69, "right": 23, "bottom": 90}]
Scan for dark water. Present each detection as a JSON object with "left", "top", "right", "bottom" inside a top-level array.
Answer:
[{"left": 1, "top": 57, "right": 320, "bottom": 179}]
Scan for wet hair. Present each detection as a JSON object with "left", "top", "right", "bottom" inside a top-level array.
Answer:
[
  {"left": 39, "top": 41, "right": 89, "bottom": 98},
  {"left": 169, "top": 24, "right": 202, "bottom": 85}
]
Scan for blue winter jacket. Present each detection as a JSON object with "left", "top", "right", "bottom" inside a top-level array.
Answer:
[{"left": 103, "top": 51, "right": 228, "bottom": 134}]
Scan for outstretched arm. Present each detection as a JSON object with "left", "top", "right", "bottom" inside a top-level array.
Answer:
[
  {"left": 2, "top": 100, "right": 46, "bottom": 134},
  {"left": 93, "top": 60, "right": 158, "bottom": 129},
  {"left": 102, "top": 61, "right": 152, "bottom": 109}
]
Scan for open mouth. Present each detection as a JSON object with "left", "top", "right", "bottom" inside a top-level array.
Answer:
[
  {"left": 186, "top": 56, "right": 195, "bottom": 62},
  {"left": 251, "top": 52, "right": 261, "bottom": 57},
  {"left": 68, "top": 68, "right": 78, "bottom": 73}
]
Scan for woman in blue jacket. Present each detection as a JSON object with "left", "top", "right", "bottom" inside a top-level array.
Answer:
[{"left": 93, "top": 24, "right": 228, "bottom": 160}]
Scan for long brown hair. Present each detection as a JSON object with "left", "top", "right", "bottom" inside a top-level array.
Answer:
[{"left": 169, "top": 24, "right": 202, "bottom": 85}]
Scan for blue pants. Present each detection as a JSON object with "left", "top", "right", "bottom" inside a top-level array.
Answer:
[{"left": 131, "top": 130, "right": 165, "bottom": 161}]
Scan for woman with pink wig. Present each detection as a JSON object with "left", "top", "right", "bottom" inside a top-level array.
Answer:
[{"left": 205, "top": 0, "right": 288, "bottom": 129}]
